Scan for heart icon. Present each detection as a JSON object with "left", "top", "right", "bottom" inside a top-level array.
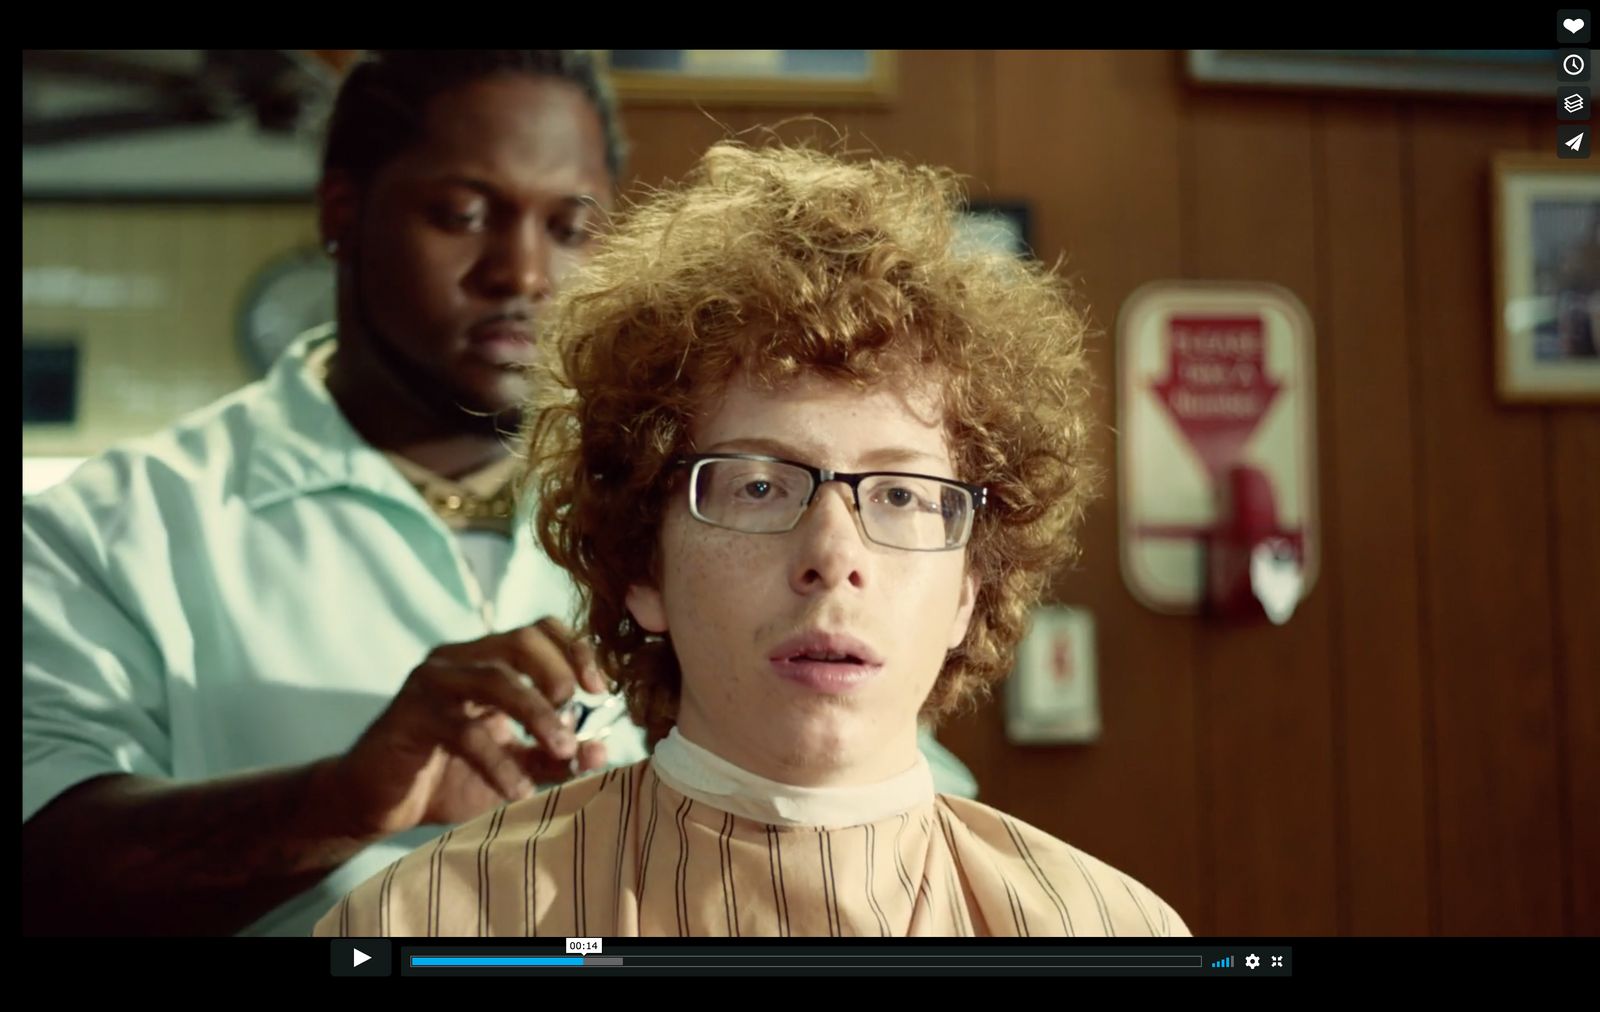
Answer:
[{"left": 1566, "top": 17, "right": 1585, "bottom": 32}]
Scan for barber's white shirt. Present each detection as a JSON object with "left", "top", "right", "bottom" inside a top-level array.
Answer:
[{"left": 22, "top": 327, "right": 976, "bottom": 936}]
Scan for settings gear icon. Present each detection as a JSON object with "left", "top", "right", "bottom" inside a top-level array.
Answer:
[{"left": 1245, "top": 953, "right": 1261, "bottom": 969}]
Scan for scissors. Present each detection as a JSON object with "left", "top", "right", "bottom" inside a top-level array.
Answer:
[{"left": 557, "top": 693, "right": 629, "bottom": 744}]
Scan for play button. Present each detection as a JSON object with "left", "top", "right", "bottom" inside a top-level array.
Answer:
[{"left": 330, "top": 939, "right": 391, "bottom": 977}]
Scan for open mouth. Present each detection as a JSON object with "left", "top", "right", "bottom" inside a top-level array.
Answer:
[
  {"left": 784, "top": 649, "right": 867, "bottom": 665},
  {"left": 768, "top": 632, "right": 884, "bottom": 694}
]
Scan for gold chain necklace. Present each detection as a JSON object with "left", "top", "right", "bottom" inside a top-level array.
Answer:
[{"left": 386, "top": 452, "right": 520, "bottom": 536}]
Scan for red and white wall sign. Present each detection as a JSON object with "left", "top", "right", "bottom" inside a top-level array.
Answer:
[{"left": 1116, "top": 281, "right": 1319, "bottom": 614}]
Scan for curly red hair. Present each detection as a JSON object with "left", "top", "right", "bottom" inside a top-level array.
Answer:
[{"left": 522, "top": 141, "right": 1097, "bottom": 743}]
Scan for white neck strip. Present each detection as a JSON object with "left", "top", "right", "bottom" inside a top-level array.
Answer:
[{"left": 650, "top": 727, "right": 935, "bottom": 828}]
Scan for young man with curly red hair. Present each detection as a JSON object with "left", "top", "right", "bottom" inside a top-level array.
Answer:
[{"left": 318, "top": 141, "right": 1188, "bottom": 938}]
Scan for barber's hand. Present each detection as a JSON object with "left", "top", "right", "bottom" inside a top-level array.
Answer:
[{"left": 330, "top": 619, "right": 613, "bottom": 838}]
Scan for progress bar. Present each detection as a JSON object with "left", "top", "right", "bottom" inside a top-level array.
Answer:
[
  {"left": 398, "top": 949, "right": 1293, "bottom": 975},
  {"left": 412, "top": 956, "right": 623, "bottom": 967}
]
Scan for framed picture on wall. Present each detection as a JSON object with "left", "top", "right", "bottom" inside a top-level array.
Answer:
[
  {"left": 22, "top": 339, "right": 80, "bottom": 425},
  {"left": 1186, "top": 50, "right": 1552, "bottom": 100},
  {"left": 1493, "top": 154, "right": 1600, "bottom": 403},
  {"left": 955, "top": 201, "right": 1033, "bottom": 259},
  {"left": 599, "top": 50, "right": 895, "bottom": 107}
]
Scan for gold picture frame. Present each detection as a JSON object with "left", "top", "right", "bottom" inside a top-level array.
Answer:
[
  {"left": 600, "top": 50, "right": 895, "bottom": 108},
  {"left": 1492, "top": 153, "right": 1600, "bottom": 404}
]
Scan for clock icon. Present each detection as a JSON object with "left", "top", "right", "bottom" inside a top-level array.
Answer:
[
  {"left": 1566, "top": 53, "right": 1587, "bottom": 75},
  {"left": 236, "top": 248, "right": 336, "bottom": 376}
]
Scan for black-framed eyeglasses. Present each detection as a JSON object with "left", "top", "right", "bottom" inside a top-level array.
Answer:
[{"left": 674, "top": 453, "right": 988, "bottom": 552}]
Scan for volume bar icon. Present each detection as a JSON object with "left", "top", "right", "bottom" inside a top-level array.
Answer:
[{"left": 1210, "top": 955, "right": 1234, "bottom": 968}]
